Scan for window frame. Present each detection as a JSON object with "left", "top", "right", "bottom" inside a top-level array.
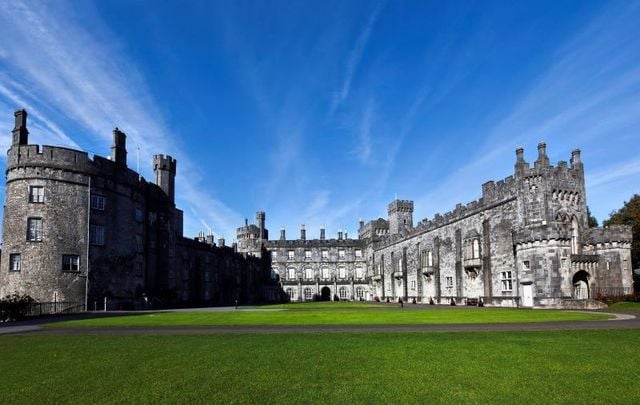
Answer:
[
  {"left": 28, "top": 185, "right": 44, "bottom": 203},
  {"left": 9, "top": 253, "right": 21, "bottom": 272},
  {"left": 90, "top": 224, "right": 105, "bottom": 246},
  {"left": 501, "top": 271, "right": 513, "bottom": 292},
  {"left": 90, "top": 194, "right": 106, "bottom": 211},
  {"left": 61, "top": 254, "right": 80, "bottom": 272},
  {"left": 26, "top": 217, "right": 43, "bottom": 241}
]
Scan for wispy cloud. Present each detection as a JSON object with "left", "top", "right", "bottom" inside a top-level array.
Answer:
[
  {"left": 411, "top": 2, "right": 640, "bottom": 221},
  {"left": 330, "top": 2, "right": 383, "bottom": 115},
  {"left": 587, "top": 159, "right": 640, "bottom": 189},
  {"left": 352, "top": 98, "right": 375, "bottom": 163},
  {"left": 0, "top": 1, "right": 242, "bottom": 238}
]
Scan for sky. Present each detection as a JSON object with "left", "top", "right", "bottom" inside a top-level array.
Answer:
[{"left": 0, "top": 0, "right": 639, "bottom": 241}]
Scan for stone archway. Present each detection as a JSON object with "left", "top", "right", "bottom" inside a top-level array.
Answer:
[
  {"left": 572, "top": 270, "right": 590, "bottom": 300},
  {"left": 320, "top": 286, "right": 331, "bottom": 301}
]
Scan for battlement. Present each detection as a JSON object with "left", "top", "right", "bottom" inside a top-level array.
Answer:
[
  {"left": 388, "top": 199, "right": 414, "bottom": 214},
  {"left": 584, "top": 226, "right": 632, "bottom": 245},
  {"left": 153, "top": 154, "right": 177, "bottom": 173},
  {"left": 482, "top": 175, "right": 516, "bottom": 203}
]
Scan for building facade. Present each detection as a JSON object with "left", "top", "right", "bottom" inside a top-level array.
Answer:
[
  {"left": 0, "top": 110, "right": 280, "bottom": 308},
  {"left": 238, "top": 143, "right": 633, "bottom": 308}
]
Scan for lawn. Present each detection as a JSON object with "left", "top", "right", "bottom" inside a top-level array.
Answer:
[
  {"left": 49, "top": 305, "right": 610, "bottom": 328},
  {"left": 607, "top": 301, "right": 640, "bottom": 312},
  {"left": 1, "top": 330, "right": 638, "bottom": 404}
]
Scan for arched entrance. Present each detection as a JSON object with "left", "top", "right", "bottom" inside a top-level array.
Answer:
[
  {"left": 572, "top": 270, "right": 590, "bottom": 300},
  {"left": 320, "top": 287, "right": 331, "bottom": 301}
]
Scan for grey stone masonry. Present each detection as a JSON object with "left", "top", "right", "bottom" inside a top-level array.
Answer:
[
  {"left": 239, "top": 143, "right": 633, "bottom": 308},
  {"left": 0, "top": 109, "right": 281, "bottom": 309}
]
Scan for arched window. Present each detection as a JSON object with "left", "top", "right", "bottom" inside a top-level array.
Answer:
[
  {"left": 339, "top": 287, "right": 348, "bottom": 300},
  {"left": 427, "top": 250, "right": 433, "bottom": 267},
  {"left": 472, "top": 239, "right": 480, "bottom": 259},
  {"left": 304, "top": 287, "right": 313, "bottom": 300},
  {"left": 397, "top": 258, "right": 403, "bottom": 272}
]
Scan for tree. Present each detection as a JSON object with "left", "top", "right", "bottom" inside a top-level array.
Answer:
[
  {"left": 603, "top": 194, "right": 640, "bottom": 270},
  {"left": 587, "top": 206, "right": 598, "bottom": 228}
]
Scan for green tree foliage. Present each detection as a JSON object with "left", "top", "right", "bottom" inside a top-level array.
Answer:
[
  {"left": 587, "top": 206, "right": 598, "bottom": 228},
  {"left": 604, "top": 194, "right": 640, "bottom": 269}
]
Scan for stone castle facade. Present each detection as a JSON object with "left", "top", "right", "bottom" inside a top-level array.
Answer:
[
  {"left": 0, "top": 110, "right": 280, "bottom": 309},
  {"left": 0, "top": 109, "right": 633, "bottom": 309},
  {"left": 237, "top": 144, "right": 634, "bottom": 308}
]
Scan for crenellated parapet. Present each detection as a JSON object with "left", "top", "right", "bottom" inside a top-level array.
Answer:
[{"left": 583, "top": 226, "right": 633, "bottom": 246}]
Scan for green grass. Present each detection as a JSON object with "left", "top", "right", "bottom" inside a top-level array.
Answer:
[
  {"left": 607, "top": 301, "right": 640, "bottom": 312},
  {"left": 50, "top": 305, "right": 610, "bottom": 328},
  {"left": 1, "top": 330, "right": 639, "bottom": 404}
]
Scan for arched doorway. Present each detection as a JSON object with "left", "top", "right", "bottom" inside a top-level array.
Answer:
[
  {"left": 320, "top": 287, "right": 331, "bottom": 301},
  {"left": 572, "top": 270, "right": 590, "bottom": 300}
]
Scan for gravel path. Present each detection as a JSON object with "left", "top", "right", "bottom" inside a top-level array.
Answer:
[{"left": 1, "top": 311, "right": 637, "bottom": 336}]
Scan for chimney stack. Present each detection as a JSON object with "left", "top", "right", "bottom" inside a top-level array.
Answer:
[
  {"left": 300, "top": 224, "right": 306, "bottom": 241},
  {"left": 570, "top": 149, "right": 582, "bottom": 170},
  {"left": 280, "top": 227, "right": 286, "bottom": 241},
  {"left": 320, "top": 227, "right": 325, "bottom": 240},
  {"left": 111, "top": 128, "right": 127, "bottom": 167},
  {"left": 338, "top": 230, "right": 343, "bottom": 240},
  {"left": 12, "top": 109, "right": 28, "bottom": 146},
  {"left": 535, "top": 142, "right": 550, "bottom": 168}
]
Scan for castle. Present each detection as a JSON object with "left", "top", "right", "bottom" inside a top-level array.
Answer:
[
  {"left": 0, "top": 110, "right": 281, "bottom": 309},
  {"left": 0, "top": 109, "right": 634, "bottom": 309},
  {"left": 237, "top": 145, "right": 634, "bottom": 308}
]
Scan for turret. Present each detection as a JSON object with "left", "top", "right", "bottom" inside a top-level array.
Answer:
[
  {"left": 256, "top": 211, "right": 266, "bottom": 240},
  {"left": 570, "top": 149, "right": 583, "bottom": 171},
  {"left": 111, "top": 128, "right": 127, "bottom": 167},
  {"left": 12, "top": 109, "right": 28, "bottom": 146},
  {"left": 153, "top": 154, "right": 177, "bottom": 203},
  {"left": 534, "top": 142, "right": 550, "bottom": 169}
]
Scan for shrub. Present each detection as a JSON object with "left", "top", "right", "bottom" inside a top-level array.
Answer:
[{"left": 0, "top": 294, "right": 36, "bottom": 322}]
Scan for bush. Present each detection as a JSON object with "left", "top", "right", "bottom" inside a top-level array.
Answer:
[{"left": 0, "top": 294, "right": 36, "bottom": 322}]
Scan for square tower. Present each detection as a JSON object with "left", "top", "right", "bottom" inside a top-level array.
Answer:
[{"left": 388, "top": 199, "right": 414, "bottom": 235}]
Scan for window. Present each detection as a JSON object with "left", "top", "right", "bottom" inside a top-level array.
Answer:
[
  {"left": 91, "top": 194, "right": 106, "bottom": 210},
  {"left": 501, "top": 271, "right": 513, "bottom": 291},
  {"left": 90, "top": 224, "right": 105, "bottom": 245},
  {"left": 427, "top": 250, "right": 433, "bottom": 267},
  {"left": 136, "top": 235, "right": 143, "bottom": 253},
  {"left": 472, "top": 239, "right": 480, "bottom": 259},
  {"left": 355, "top": 249, "right": 362, "bottom": 258},
  {"left": 411, "top": 280, "right": 416, "bottom": 290},
  {"left": 135, "top": 207, "right": 144, "bottom": 223},
  {"left": 445, "top": 276, "right": 453, "bottom": 287},
  {"left": 356, "top": 287, "right": 364, "bottom": 299},
  {"left": 321, "top": 249, "right": 328, "bottom": 259},
  {"left": 271, "top": 251, "right": 277, "bottom": 259},
  {"left": 397, "top": 258, "right": 403, "bottom": 272},
  {"left": 522, "top": 261, "right": 530, "bottom": 270},
  {"left": 288, "top": 267, "right": 296, "bottom": 280},
  {"left": 339, "top": 266, "right": 346, "bottom": 279},
  {"left": 304, "top": 288, "right": 313, "bottom": 300},
  {"left": 61, "top": 255, "right": 80, "bottom": 272},
  {"left": 29, "top": 186, "right": 44, "bottom": 203},
  {"left": 322, "top": 267, "right": 330, "bottom": 279},
  {"left": 9, "top": 254, "right": 21, "bottom": 272},
  {"left": 304, "top": 249, "right": 311, "bottom": 259},
  {"left": 338, "top": 249, "right": 345, "bottom": 259},
  {"left": 288, "top": 250, "right": 294, "bottom": 260},
  {"left": 27, "top": 217, "right": 43, "bottom": 241},
  {"left": 305, "top": 268, "right": 314, "bottom": 280},
  {"left": 286, "top": 288, "right": 295, "bottom": 300},
  {"left": 339, "top": 287, "right": 348, "bottom": 300},
  {"left": 355, "top": 266, "right": 363, "bottom": 279}
]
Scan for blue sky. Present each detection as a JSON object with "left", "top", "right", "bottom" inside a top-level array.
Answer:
[{"left": 0, "top": 0, "right": 639, "bottom": 241}]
